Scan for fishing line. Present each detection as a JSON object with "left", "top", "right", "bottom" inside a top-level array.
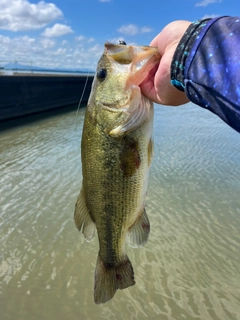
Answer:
[{"left": 74, "top": 71, "right": 90, "bottom": 130}]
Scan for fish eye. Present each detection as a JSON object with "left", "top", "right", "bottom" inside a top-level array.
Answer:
[{"left": 97, "top": 68, "right": 107, "bottom": 81}]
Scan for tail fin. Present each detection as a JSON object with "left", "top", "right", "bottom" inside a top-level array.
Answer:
[{"left": 94, "top": 253, "right": 135, "bottom": 304}]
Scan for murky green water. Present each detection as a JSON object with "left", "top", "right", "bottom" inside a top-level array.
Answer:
[{"left": 0, "top": 103, "right": 240, "bottom": 320}]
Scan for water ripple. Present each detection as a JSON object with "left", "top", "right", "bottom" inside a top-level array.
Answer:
[{"left": 0, "top": 104, "right": 240, "bottom": 319}]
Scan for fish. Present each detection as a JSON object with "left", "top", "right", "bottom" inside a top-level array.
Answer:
[{"left": 74, "top": 42, "right": 160, "bottom": 304}]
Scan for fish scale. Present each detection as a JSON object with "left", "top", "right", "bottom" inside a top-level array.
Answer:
[{"left": 74, "top": 42, "right": 160, "bottom": 304}]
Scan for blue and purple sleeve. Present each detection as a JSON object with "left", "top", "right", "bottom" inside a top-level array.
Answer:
[{"left": 171, "top": 16, "right": 240, "bottom": 133}]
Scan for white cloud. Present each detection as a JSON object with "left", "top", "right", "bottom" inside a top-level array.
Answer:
[
  {"left": 0, "top": 35, "right": 38, "bottom": 62},
  {"left": 0, "top": 0, "right": 63, "bottom": 31},
  {"left": 0, "top": 34, "right": 100, "bottom": 70},
  {"left": 53, "top": 48, "right": 67, "bottom": 56},
  {"left": 195, "top": 0, "right": 222, "bottom": 7},
  {"left": 75, "top": 35, "right": 85, "bottom": 41},
  {"left": 42, "top": 24, "right": 73, "bottom": 38},
  {"left": 87, "top": 37, "right": 95, "bottom": 43},
  {"left": 202, "top": 13, "right": 219, "bottom": 18},
  {"left": 75, "top": 36, "right": 95, "bottom": 44},
  {"left": 40, "top": 38, "right": 55, "bottom": 49},
  {"left": 117, "top": 24, "right": 153, "bottom": 36},
  {"left": 0, "top": 35, "right": 11, "bottom": 45},
  {"left": 140, "top": 26, "right": 153, "bottom": 33},
  {"left": 61, "top": 40, "right": 68, "bottom": 46},
  {"left": 88, "top": 44, "right": 103, "bottom": 55}
]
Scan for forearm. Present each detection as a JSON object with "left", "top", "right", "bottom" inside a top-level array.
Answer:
[{"left": 171, "top": 16, "right": 240, "bottom": 133}]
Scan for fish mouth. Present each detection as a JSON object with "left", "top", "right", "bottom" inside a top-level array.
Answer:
[
  {"left": 104, "top": 42, "right": 160, "bottom": 86},
  {"left": 97, "top": 43, "right": 159, "bottom": 137}
]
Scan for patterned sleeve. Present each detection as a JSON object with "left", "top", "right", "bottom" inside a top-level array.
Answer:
[{"left": 171, "top": 16, "right": 240, "bottom": 133}]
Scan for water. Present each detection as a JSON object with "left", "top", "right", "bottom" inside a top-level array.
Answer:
[{"left": 0, "top": 104, "right": 240, "bottom": 320}]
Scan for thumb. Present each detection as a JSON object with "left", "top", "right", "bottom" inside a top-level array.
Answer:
[{"left": 155, "top": 20, "right": 191, "bottom": 56}]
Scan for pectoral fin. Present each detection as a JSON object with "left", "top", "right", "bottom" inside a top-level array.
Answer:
[
  {"left": 126, "top": 207, "right": 150, "bottom": 248},
  {"left": 74, "top": 188, "right": 96, "bottom": 241}
]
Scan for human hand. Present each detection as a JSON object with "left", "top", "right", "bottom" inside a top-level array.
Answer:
[{"left": 140, "top": 20, "right": 191, "bottom": 106}]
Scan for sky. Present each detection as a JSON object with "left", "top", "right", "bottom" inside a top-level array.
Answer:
[{"left": 0, "top": 0, "right": 239, "bottom": 71}]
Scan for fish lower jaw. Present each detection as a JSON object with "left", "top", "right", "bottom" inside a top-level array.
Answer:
[{"left": 102, "top": 103, "right": 130, "bottom": 112}]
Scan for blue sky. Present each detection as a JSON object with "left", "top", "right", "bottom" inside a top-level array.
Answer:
[{"left": 0, "top": 0, "right": 239, "bottom": 70}]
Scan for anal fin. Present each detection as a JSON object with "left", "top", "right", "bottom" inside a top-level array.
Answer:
[
  {"left": 74, "top": 188, "right": 96, "bottom": 241},
  {"left": 126, "top": 207, "right": 150, "bottom": 248}
]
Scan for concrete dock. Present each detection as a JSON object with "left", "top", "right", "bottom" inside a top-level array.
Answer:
[{"left": 0, "top": 73, "right": 94, "bottom": 121}]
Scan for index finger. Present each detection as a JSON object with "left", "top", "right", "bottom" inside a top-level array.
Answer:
[{"left": 150, "top": 34, "right": 159, "bottom": 47}]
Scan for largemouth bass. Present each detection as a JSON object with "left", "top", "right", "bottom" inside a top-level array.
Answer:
[{"left": 74, "top": 42, "right": 160, "bottom": 304}]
